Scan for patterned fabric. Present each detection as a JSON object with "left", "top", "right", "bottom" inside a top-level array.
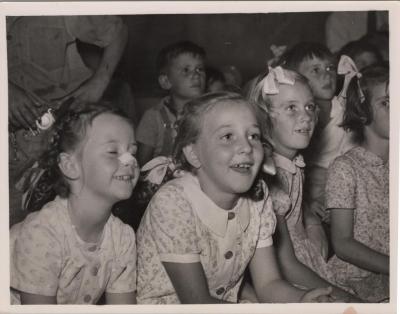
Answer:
[
  {"left": 10, "top": 197, "right": 136, "bottom": 304},
  {"left": 135, "top": 97, "right": 177, "bottom": 158},
  {"left": 270, "top": 153, "right": 334, "bottom": 283},
  {"left": 326, "top": 146, "right": 389, "bottom": 302},
  {"left": 136, "top": 172, "right": 276, "bottom": 304}
]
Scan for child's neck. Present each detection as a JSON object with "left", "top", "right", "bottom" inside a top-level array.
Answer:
[
  {"left": 315, "top": 98, "right": 332, "bottom": 129},
  {"left": 362, "top": 128, "right": 389, "bottom": 163},
  {"left": 169, "top": 94, "right": 191, "bottom": 117},
  {"left": 67, "top": 194, "right": 112, "bottom": 243}
]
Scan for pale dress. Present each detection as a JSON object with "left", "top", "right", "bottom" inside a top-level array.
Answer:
[
  {"left": 326, "top": 146, "right": 389, "bottom": 302},
  {"left": 136, "top": 172, "right": 277, "bottom": 304},
  {"left": 10, "top": 196, "right": 137, "bottom": 304},
  {"left": 270, "top": 153, "right": 334, "bottom": 283}
]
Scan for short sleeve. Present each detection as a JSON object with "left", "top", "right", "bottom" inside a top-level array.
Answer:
[
  {"left": 65, "top": 16, "right": 124, "bottom": 47},
  {"left": 326, "top": 156, "right": 356, "bottom": 209},
  {"left": 270, "top": 185, "right": 292, "bottom": 217},
  {"left": 10, "top": 216, "right": 62, "bottom": 296},
  {"left": 106, "top": 221, "right": 137, "bottom": 293},
  {"left": 136, "top": 109, "right": 160, "bottom": 148},
  {"left": 257, "top": 187, "right": 277, "bottom": 248},
  {"left": 148, "top": 184, "right": 200, "bottom": 263}
]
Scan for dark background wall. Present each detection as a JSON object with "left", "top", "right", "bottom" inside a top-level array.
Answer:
[{"left": 119, "top": 11, "right": 330, "bottom": 100}]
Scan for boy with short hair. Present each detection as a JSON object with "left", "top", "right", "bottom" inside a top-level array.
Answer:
[{"left": 136, "top": 41, "right": 206, "bottom": 166}]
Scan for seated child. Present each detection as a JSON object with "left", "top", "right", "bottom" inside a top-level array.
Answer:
[
  {"left": 248, "top": 66, "right": 359, "bottom": 302},
  {"left": 10, "top": 102, "right": 139, "bottom": 304},
  {"left": 326, "top": 64, "right": 389, "bottom": 302},
  {"left": 136, "top": 92, "right": 333, "bottom": 304},
  {"left": 136, "top": 40, "right": 206, "bottom": 166},
  {"left": 279, "top": 42, "right": 355, "bottom": 242}
]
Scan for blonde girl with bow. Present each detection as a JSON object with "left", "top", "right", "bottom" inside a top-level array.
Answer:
[
  {"left": 326, "top": 64, "right": 389, "bottom": 302},
  {"left": 248, "top": 66, "right": 359, "bottom": 302},
  {"left": 10, "top": 102, "right": 139, "bottom": 304},
  {"left": 136, "top": 91, "right": 333, "bottom": 304}
]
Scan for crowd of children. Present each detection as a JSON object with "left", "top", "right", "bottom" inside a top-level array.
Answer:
[{"left": 9, "top": 15, "right": 390, "bottom": 305}]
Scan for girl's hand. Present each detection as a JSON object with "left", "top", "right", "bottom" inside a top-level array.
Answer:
[
  {"left": 300, "top": 286, "right": 333, "bottom": 303},
  {"left": 306, "top": 223, "right": 329, "bottom": 261}
]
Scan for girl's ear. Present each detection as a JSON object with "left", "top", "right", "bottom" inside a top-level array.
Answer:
[
  {"left": 182, "top": 145, "right": 202, "bottom": 169},
  {"left": 58, "top": 152, "right": 80, "bottom": 180},
  {"left": 158, "top": 73, "right": 172, "bottom": 90}
]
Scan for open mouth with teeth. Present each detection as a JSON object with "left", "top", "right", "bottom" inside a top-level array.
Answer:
[
  {"left": 230, "top": 162, "right": 253, "bottom": 173},
  {"left": 295, "top": 128, "right": 312, "bottom": 134},
  {"left": 114, "top": 175, "right": 135, "bottom": 182}
]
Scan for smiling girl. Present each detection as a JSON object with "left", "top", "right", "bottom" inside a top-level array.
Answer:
[{"left": 10, "top": 102, "right": 139, "bottom": 304}]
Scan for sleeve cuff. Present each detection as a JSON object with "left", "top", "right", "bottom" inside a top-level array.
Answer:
[
  {"left": 256, "top": 236, "right": 273, "bottom": 249},
  {"left": 160, "top": 253, "right": 200, "bottom": 263}
]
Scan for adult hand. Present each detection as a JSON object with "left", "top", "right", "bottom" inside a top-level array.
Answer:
[
  {"left": 9, "top": 83, "right": 44, "bottom": 131},
  {"left": 300, "top": 286, "right": 333, "bottom": 303}
]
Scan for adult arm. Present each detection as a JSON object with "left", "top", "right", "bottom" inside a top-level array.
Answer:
[
  {"left": 66, "top": 16, "right": 128, "bottom": 102},
  {"left": 330, "top": 208, "right": 389, "bottom": 275},
  {"left": 20, "top": 292, "right": 57, "bottom": 304}
]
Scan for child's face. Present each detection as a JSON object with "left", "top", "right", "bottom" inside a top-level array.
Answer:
[
  {"left": 269, "top": 81, "right": 317, "bottom": 160},
  {"left": 76, "top": 113, "right": 139, "bottom": 204},
  {"left": 192, "top": 100, "right": 264, "bottom": 203},
  {"left": 166, "top": 53, "right": 206, "bottom": 100},
  {"left": 298, "top": 56, "right": 337, "bottom": 101},
  {"left": 367, "top": 81, "right": 390, "bottom": 140}
]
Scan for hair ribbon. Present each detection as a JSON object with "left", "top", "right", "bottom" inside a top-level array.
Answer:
[
  {"left": 337, "top": 55, "right": 365, "bottom": 103},
  {"left": 262, "top": 66, "right": 295, "bottom": 95},
  {"left": 141, "top": 156, "right": 178, "bottom": 185}
]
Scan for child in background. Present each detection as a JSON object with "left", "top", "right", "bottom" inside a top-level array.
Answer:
[
  {"left": 205, "top": 66, "right": 226, "bottom": 92},
  {"left": 136, "top": 92, "right": 332, "bottom": 304},
  {"left": 326, "top": 64, "right": 389, "bottom": 302},
  {"left": 136, "top": 40, "right": 206, "bottom": 166},
  {"left": 248, "top": 66, "right": 358, "bottom": 302},
  {"left": 338, "top": 39, "right": 383, "bottom": 71},
  {"left": 280, "top": 42, "right": 355, "bottom": 244},
  {"left": 10, "top": 102, "right": 139, "bottom": 304}
]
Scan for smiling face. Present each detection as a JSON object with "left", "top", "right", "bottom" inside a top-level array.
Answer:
[
  {"left": 269, "top": 80, "right": 317, "bottom": 160},
  {"left": 75, "top": 113, "right": 139, "bottom": 204},
  {"left": 189, "top": 100, "right": 264, "bottom": 208},
  {"left": 366, "top": 81, "right": 390, "bottom": 140},
  {"left": 164, "top": 53, "right": 206, "bottom": 101},
  {"left": 298, "top": 56, "right": 337, "bottom": 101}
]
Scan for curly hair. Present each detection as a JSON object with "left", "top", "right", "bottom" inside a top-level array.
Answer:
[{"left": 26, "top": 101, "right": 132, "bottom": 212}]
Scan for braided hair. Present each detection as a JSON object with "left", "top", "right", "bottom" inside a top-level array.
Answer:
[{"left": 25, "top": 101, "right": 132, "bottom": 212}]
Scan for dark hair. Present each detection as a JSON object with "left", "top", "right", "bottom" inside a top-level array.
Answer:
[
  {"left": 279, "top": 42, "right": 334, "bottom": 71},
  {"left": 338, "top": 40, "right": 382, "bottom": 68},
  {"left": 156, "top": 40, "right": 206, "bottom": 75},
  {"left": 25, "top": 101, "right": 132, "bottom": 212},
  {"left": 341, "top": 64, "right": 389, "bottom": 143},
  {"left": 205, "top": 66, "right": 225, "bottom": 89}
]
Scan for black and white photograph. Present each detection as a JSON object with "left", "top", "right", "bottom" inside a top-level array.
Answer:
[{"left": 1, "top": 1, "right": 398, "bottom": 314}]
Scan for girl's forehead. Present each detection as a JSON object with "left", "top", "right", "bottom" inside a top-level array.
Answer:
[{"left": 301, "top": 55, "right": 334, "bottom": 67}]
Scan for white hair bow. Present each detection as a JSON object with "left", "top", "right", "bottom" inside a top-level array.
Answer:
[
  {"left": 262, "top": 66, "right": 295, "bottom": 95},
  {"left": 141, "top": 156, "right": 179, "bottom": 185},
  {"left": 337, "top": 55, "right": 365, "bottom": 103}
]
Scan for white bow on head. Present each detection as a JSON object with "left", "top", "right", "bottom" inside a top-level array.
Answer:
[
  {"left": 262, "top": 66, "right": 295, "bottom": 95},
  {"left": 141, "top": 156, "right": 183, "bottom": 185},
  {"left": 337, "top": 55, "right": 365, "bottom": 103}
]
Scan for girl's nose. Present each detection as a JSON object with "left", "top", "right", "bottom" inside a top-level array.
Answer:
[
  {"left": 118, "top": 152, "right": 136, "bottom": 167},
  {"left": 238, "top": 137, "right": 252, "bottom": 154},
  {"left": 299, "top": 109, "right": 313, "bottom": 122}
]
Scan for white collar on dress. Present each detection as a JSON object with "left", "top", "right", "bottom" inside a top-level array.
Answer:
[
  {"left": 272, "top": 153, "right": 305, "bottom": 174},
  {"left": 180, "top": 173, "right": 250, "bottom": 237}
]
